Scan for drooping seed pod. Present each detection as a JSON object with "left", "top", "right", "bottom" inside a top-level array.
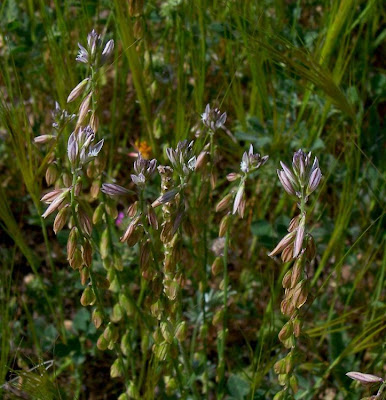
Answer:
[
  {"left": 53, "top": 205, "right": 70, "bottom": 234},
  {"left": 92, "top": 308, "right": 103, "bottom": 329},
  {"left": 80, "top": 286, "right": 96, "bottom": 306},
  {"left": 46, "top": 163, "right": 59, "bottom": 186}
]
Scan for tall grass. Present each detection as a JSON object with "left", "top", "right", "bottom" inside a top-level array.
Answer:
[{"left": 0, "top": 0, "right": 384, "bottom": 399}]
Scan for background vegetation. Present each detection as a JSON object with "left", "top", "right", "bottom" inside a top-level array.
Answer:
[{"left": 0, "top": 0, "right": 384, "bottom": 399}]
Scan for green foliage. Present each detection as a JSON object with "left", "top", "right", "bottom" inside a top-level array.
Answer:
[{"left": 0, "top": 0, "right": 384, "bottom": 399}]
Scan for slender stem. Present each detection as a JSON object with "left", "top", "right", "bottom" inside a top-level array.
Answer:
[{"left": 218, "top": 226, "right": 230, "bottom": 396}]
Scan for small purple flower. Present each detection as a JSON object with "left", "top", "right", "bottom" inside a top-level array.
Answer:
[{"left": 115, "top": 211, "right": 125, "bottom": 227}]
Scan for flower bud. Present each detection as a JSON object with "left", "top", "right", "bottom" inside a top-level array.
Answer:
[
  {"left": 226, "top": 172, "right": 239, "bottom": 182},
  {"left": 77, "top": 92, "right": 92, "bottom": 125},
  {"left": 67, "top": 78, "right": 90, "bottom": 103},
  {"left": 216, "top": 193, "right": 233, "bottom": 213}
]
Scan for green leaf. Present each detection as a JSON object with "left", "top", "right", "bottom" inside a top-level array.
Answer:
[{"left": 227, "top": 374, "right": 250, "bottom": 400}]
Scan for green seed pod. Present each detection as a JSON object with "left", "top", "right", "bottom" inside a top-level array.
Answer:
[
  {"left": 150, "top": 300, "right": 163, "bottom": 320},
  {"left": 164, "top": 280, "right": 179, "bottom": 301},
  {"left": 219, "top": 214, "right": 231, "bottom": 237},
  {"left": 79, "top": 267, "right": 89, "bottom": 285},
  {"left": 45, "top": 163, "right": 59, "bottom": 186},
  {"left": 92, "top": 308, "right": 103, "bottom": 329},
  {"left": 53, "top": 205, "right": 70, "bottom": 234},
  {"left": 165, "top": 376, "right": 178, "bottom": 396},
  {"left": 110, "top": 358, "right": 125, "bottom": 378},
  {"left": 92, "top": 203, "right": 105, "bottom": 225},
  {"left": 127, "top": 381, "right": 140, "bottom": 399},
  {"left": 278, "top": 320, "right": 293, "bottom": 342},
  {"left": 119, "top": 294, "right": 135, "bottom": 316},
  {"left": 212, "top": 309, "right": 224, "bottom": 327},
  {"left": 273, "top": 390, "right": 285, "bottom": 400},
  {"left": 80, "top": 286, "right": 96, "bottom": 306},
  {"left": 97, "top": 334, "right": 108, "bottom": 350},
  {"left": 290, "top": 375, "right": 298, "bottom": 393},
  {"left": 100, "top": 229, "right": 109, "bottom": 260},
  {"left": 211, "top": 257, "right": 223, "bottom": 276},
  {"left": 82, "top": 240, "right": 93, "bottom": 268},
  {"left": 141, "top": 333, "right": 149, "bottom": 353},
  {"left": 282, "top": 269, "right": 292, "bottom": 289},
  {"left": 278, "top": 373, "right": 287, "bottom": 386},
  {"left": 160, "top": 321, "right": 173, "bottom": 344},
  {"left": 67, "top": 227, "right": 79, "bottom": 260},
  {"left": 113, "top": 253, "right": 123, "bottom": 271},
  {"left": 111, "top": 303, "right": 124, "bottom": 323},
  {"left": 154, "top": 341, "right": 169, "bottom": 361},
  {"left": 121, "top": 332, "right": 131, "bottom": 356},
  {"left": 103, "top": 323, "right": 118, "bottom": 343},
  {"left": 152, "top": 327, "right": 163, "bottom": 344}
]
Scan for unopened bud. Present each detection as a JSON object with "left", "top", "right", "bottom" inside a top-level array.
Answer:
[
  {"left": 90, "top": 112, "right": 99, "bottom": 132},
  {"left": 226, "top": 172, "right": 239, "bottom": 182},
  {"left": 67, "top": 78, "right": 89, "bottom": 103},
  {"left": 195, "top": 151, "right": 209, "bottom": 171},
  {"left": 77, "top": 92, "right": 92, "bottom": 125},
  {"left": 216, "top": 193, "right": 232, "bottom": 212}
]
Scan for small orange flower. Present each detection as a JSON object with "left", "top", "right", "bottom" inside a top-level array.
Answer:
[{"left": 134, "top": 140, "right": 152, "bottom": 160}]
